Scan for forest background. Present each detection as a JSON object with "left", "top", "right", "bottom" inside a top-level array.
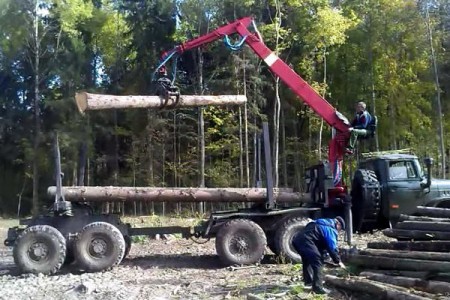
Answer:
[{"left": 0, "top": 0, "right": 449, "bottom": 216}]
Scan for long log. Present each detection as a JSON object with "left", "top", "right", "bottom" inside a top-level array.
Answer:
[
  {"left": 360, "top": 272, "right": 450, "bottom": 294},
  {"left": 347, "top": 254, "right": 450, "bottom": 272},
  {"left": 324, "top": 275, "right": 432, "bottom": 300},
  {"left": 47, "top": 186, "right": 309, "bottom": 203},
  {"left": 362, "top": 270, "right": 450, "bottom": 282},
  {"left": 415, "top": 206, "right": 450, "bottom": 218},
  {"left": 383, "top": 228, "right": 450, "bottom": 240},
  {"left": 359, "top": 269, "right": 430, "bottom": 280},
  {"left": 396, "top": 221, "right": 450, "bottom": 232},
  {"left": 358, "top": 248, "right": 450, "bottom": 261},
  {"left": 368, "top": 241, "right": 450, "bottom": 252},
  {"left": 399, "top": 214, "right": 450, "bottom": 223},
  {"left": 75, "top": 92, "right": 247, "bottom": 113}
]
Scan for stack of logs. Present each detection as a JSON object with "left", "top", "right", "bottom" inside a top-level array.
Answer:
[{"left": 326, "top": 206, "right": 450, "bottom": 299}]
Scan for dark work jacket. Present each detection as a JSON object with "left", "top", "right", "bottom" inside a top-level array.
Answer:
[
  {"left": 293, "top": 219, "right": 341, "bottom": 264},
  {"left": 351, "top": 110, "right": 372, "bottom": 129}
]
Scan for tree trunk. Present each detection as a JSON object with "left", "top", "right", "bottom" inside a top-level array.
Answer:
[
  {"left": 368, "top": 240, "right": 450, "bottom": 252},
  {"left": 415, "top": 206, "right": 450, "bottom": 218},
  {"left": 360, "top": 272, "right": 450, "bottom": 294},
  {"left": 399, "top": 214, "right": 450, "bottom": 223},
  {"left": 396, "top": 221, "right": 450, "bottom": 232},
  {"left": 32, "top": 0, "right": 40, "bottom": 216},
  {"left": 281, "top": 109, "right": 288, "bottom": 188},
  {"left": 47, "top": 186, "right": 307, "bottom": 203},
  {"left": 358, "top": 248, "right": 450, "bottom": 261},
  {"left": 325, "top": 275, "right": 431, "bottom": 300},
  {"left": 426, "top": 6, "right": 445, "bottom": 179},
  {"left": 75, "top": 92, "right": 247, "bottom": 113},
  {"left": 348, "top": 254, "right": 450, "bottom": 272},
  {"left": 383, "top": 228, "right": 450, "bottom": 240}
]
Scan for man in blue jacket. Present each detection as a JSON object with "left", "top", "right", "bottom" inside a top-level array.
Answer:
[
  {"left": 346, "top": 101, "right": 373, "bottom": 154},
  {"left": 292, "top": 217, "right": 346, "bottom": 294}
]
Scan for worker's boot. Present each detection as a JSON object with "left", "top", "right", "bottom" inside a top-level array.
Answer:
[{"left": 313, "top": 286, "right": 330, "bottom": 294}]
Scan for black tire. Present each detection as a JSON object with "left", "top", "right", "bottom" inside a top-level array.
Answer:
[
  {"left": 215, "top": 219, "right": 266, "bottom": 266},
  {"left": 123, "top": 235, "right": 132, "bottom": 259},
  {"left": 351, "top": 169, "right": 380, "bottom": 233},
  {"left": 274, "top": 217, "right": 310, "bottom": 263},
  {"left": 13, "top": 225, "right": 66, "bottom": 275},
  {"left": 74, "top": 222, "right": 125, "bottom": 272},
  {"left": 266, "top": 233, "right": 279, "bottom": 255},
  {"left": 64, "top": 242, "right": 75, "bottom": 265}
]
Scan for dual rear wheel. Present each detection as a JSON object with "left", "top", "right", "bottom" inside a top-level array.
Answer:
[
  {"left": 215, "top": 217, "right": 309, "bottom": 265},
  {"left": 13, "top": 222, "right": 126, "bottom": 275}
]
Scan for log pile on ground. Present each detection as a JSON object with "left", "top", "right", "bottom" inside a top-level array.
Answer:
[{"left": 326, "top": 206, "right": 450, "bottom": 298}]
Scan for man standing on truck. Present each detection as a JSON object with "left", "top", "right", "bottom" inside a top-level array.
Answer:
[
  {"left": 292, "top": 217, "right": 346, "bottom": 294},
  {"left": 346, "top": 101, "right": 373, "bottom": 154}
]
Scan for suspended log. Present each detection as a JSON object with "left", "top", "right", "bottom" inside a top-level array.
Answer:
[
  {"left": 348, "top": 255, "right": 450, "bottom": 272},
  {"left": 47, "top": 186, "right": 309, "bottom": 203},
  {"left": 415, "top": 206, "right": 450, "bottom": 218},
  {"left": 358, "top": 248, "right": 450, "bottom": 261},
  {"left": 383, "top": 228, "right": 450, "bottom": 240},
  {"left": 399, "top": 214, "right": 450, "bottom": 223},
  {"left": 360, "top": 272, "right": 450, "bottom": 294},
  {"left": 324, "top": 275, "right": 432, "bottom": 300},
  {"left": 75, "top": 92, "right": 247, "bottom": 113},
  {"left": 368, "top": 241, "right": 450, "bottom": 252}
]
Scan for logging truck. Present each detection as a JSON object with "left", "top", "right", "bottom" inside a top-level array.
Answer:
[{"left": 5, "top": 17, "right": 450, "bottom": 275}]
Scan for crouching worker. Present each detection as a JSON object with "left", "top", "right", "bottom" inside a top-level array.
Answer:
[{"left": 292, "top": 217, "right": 347, "bottom": 294}]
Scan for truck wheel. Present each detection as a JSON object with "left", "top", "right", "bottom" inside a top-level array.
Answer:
[
  {"left": 13, "top": 225, "right": 66, "bottom": 275},
  {"left": 351, "top": 169, "right": 381, "bottom": 233},
  {"left": 274, "top": 217, "right": 310, "bottom": 263},
  {"left": 266, "top": 233, "right": 280, "bottom": 255},
  {"left": 74, "top": 222, "right": 125, "bottom": 272},
  {"left": 215, "top": 219, "right": 266, "bottom": 266},
  {"left": 64, "top": 242, "right": 75, "bottom": 265},
  {"left": 123, "top": 235, "right": 132, "bottom": 259}
]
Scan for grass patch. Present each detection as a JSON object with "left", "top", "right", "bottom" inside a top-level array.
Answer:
[{"left": 0, "top": 219, "right": 19, "bottom": 229}]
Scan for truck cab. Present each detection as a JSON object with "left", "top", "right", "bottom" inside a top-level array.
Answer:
[{"left": 353, "top": 153, "right": 450, "bottom": 231}]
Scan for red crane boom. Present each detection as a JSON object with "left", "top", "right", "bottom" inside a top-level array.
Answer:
[{"left": 157, "top": 17, "right": 351, "bottom": 186}]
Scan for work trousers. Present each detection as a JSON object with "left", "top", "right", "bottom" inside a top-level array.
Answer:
[
  {"left": 299, "top": 251, "right": 323, "bottom": 289},
  {"left": 349, "top": 129, "right": 370, "bottom": 149}
]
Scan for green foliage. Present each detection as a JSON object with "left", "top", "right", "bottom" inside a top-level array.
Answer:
[{"left": 0, "top": 0, "right": 449, "bottom": 215}]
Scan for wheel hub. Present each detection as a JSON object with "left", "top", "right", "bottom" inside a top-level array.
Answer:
[
  {"left": 28, "top": 242, "right": 49, "bottom": 261},
  {"left": 230, "top": 236, "right": 249, "bottom": 254},
  {"left": 89, "top": 238, "right": 108, "bottom": 257}
]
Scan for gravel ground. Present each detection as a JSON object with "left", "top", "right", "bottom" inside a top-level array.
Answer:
[{"left": 0, "top": 220, "right": 393, "bottom": 300}]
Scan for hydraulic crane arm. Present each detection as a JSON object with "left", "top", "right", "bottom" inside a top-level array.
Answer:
[
  {"left": 159, "top": 17, "right": 351, "bottom": 133},
  {"left": 157, "top": 17, "right": 351, "bottom": 186}
]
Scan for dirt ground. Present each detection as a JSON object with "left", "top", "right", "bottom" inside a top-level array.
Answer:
[{"left": 0, "top": 218, "right": 393, "bottom": 300}]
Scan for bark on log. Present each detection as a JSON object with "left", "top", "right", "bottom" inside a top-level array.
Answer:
[
  {"left": 399, "top": 214, "right": 450, "bottom": 223},
  {"left": 360, "top": 272, "right": 450, "bottom": 294},
  {"left": 396, "top": 221, "right": 450, "bottom": 232},
  {"left": 47, "top": 186, "right": 309, "bottom": 203},
  {"left": 359, "top": 248, "right": 450, "bottom": 261},
  {"left": 75, "top": 92, "right": 247, "bottom": 113},
  {"left": 415, "top": 206, "right": 450, "bottom": 218},
  {"left": 383, "top": 228, "right": 450, "bottom": 240},
  {"left": 348, "top": 254, "right": 450, "bottom": 272},
  {"left": 324, "top": 275, "right": 432, "bottom": 300},
  {"left": 368, "top": 241, "right": 450, "bottom": 252},
  {"left": 362, "top": 270, "right": 450, "bottom": 282},
  {"left": 360, "top": 269, "right": 429, "bottom": 280}
]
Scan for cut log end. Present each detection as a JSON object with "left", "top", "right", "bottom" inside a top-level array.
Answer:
[{"left": 75, "top": 92, "right": 88, "bottom": 114}]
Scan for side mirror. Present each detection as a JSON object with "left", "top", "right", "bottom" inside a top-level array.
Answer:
[{"left": 421, "top": 157, "right": 433, "bottom": 189}]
